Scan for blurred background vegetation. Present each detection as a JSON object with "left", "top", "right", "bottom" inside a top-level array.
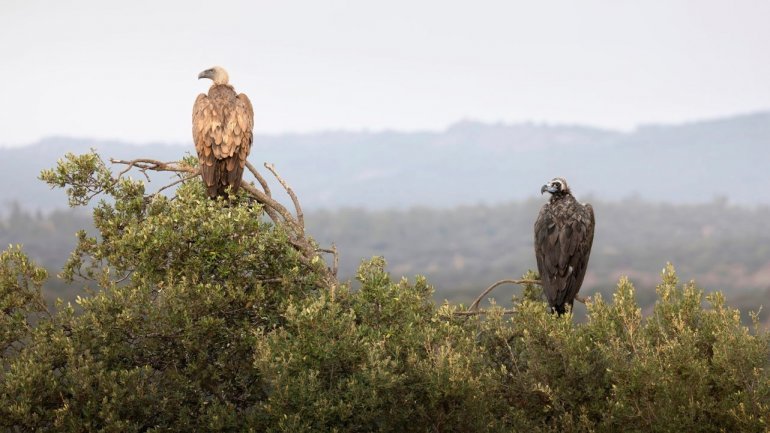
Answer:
[{"left": 4, "top": 196, "right": 769, "bottom": 326}]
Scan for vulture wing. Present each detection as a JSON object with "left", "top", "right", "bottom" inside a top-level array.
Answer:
[
  {"left": 192, "top": 93, "right": 218, "bottom": 197},
  {"left": 192, "top": 89, "right": 254, "bottom": 198},
  {"left": 566, "top": 203, "right": 594, "bottom": 307},
  {"left": 534, "top": 202, "right": 595, "bottom": 314},
  {"left": 232, "top": 93, "right": 254, "bottom": 177}
]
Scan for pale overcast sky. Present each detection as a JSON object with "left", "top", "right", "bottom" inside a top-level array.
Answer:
[{"left": 1, "top": 0, "right": 768, "bottom": 146}]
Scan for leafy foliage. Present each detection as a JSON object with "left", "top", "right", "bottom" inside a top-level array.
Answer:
[
  {"left": 1, "top": 152, "right": 768, "bottom": 431},
  {"left": 0, "top": 245, "right": 48, "bottom": 354}
]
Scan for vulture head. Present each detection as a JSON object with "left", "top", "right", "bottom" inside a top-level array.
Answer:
[
  {"left": 541, "top": 177, "right": 571, "bottom": 196},
  {"left": 198, "top": 66, "right": 230, "bottom": 85}
]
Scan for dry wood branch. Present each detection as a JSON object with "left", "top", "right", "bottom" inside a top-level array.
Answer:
[
  {"left": 245, "top": 161, "right": 271, "bottom": 197},
  {"left": 331, "top": 244, "right": 339, "bottom": 277},
  {"left": 152, "top": 174, "right": 198, "bottom": 198},
  {"left": 113, "top": 270, "right": 134, "bottom": 284},
  {"left": 453, "top": 308, "right": 517, "bottom": 316},
  {"left": 316, "top": 244, "right": 339, "bottom": 278},
  {"left": 468, "top": 278, "right": 589, "bottom": 313},
  {"left": 256, "top": 277, "right": 284, "bottom": 284},
  {"left": 111, "top": 158, "right": 194, "bottom": 177},
  {"left": 469, "top": 279, "right": 541, "bottom": 312},
  {"left": 238, "top": 183, "right": 301, "bottom": 232},
  {"left": 264, "top": 162, "right": 304, "bottom": 230}
]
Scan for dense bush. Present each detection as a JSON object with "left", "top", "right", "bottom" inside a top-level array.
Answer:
[{"left": 1, "top": 153, "right": 768, "bottom": 432}]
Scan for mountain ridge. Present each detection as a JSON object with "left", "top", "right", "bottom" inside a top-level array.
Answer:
[{"left": 2, "top": 110, "right": 768, "bottom": 211}]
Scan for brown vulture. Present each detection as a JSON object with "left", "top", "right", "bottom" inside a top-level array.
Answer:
[
  {"left": 193, "top": 66, "right": 254, "bottom": 199},
  {"left": 534, "top": 177, "right": 595, "bottom": 315}
]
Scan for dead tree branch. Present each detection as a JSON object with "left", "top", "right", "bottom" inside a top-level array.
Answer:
[
  {"left": 468, "top": 277, "right": 588, "bottom": 314},
  {"left": 264, "top": 162, "right": 304, "bottom": 230},
  {"left": 469, "top": 279, "right": 541, "bottom": 312},
  {"left": 111, "top": 158, "right": 193, "bottom": 177},
  {"left": 453, "top": 308, "right": 517, "bottom": 316},
  {"left": 152, "top": 174, "right": 198, "bottom": 198},
  {"left": 316, "top": 244, "right": 339, "bottom": 278},
  {"left": 245, "top": 161, "right": 271, "bottom": 197}
]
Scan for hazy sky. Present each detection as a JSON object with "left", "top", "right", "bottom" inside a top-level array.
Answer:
[{"left": 1, "top": 0, "right": 769, "bottom": 146}]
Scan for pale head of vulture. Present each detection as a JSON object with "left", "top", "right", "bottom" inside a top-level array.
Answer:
[
  {"left": 541, "top": 177, "right": 571, "bottom": 196},
  {"left": 198, "top": 66, "right": 230, "bottom": 85}
]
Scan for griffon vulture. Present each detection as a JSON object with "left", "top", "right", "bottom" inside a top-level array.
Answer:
[
  {"left": 193, "top": 66, "right": 254, "bottom": 199},
  {"left": 534, "top": 177, "right": 595, "bottom": 315}
]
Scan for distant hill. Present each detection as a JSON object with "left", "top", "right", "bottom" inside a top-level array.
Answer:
[{"left": 2, "top": 111, "right": 769, "bottom": 211}]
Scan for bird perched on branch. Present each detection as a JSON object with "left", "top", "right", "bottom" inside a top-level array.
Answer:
[
  {"left": 534, "top": 177, "right": 595, "bottom": 315},
  {"left": 193, "top": 66, "right": 254, "bottom": 199}
]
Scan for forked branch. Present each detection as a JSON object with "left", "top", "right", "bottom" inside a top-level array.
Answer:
[
  {"left": 453, "top": 308, "right": 517, "bottom": 316},
  {"left": 265, "top": 163, "right": 304, "bottom": 230},
  {"left": 466, "top": 278, "right": 588, "bottom": 314},
  {"left": 469, "top": 279, "right": 541, "bottom": 312},
  {"left": 316, "top": 244, "right": 339, "bottom": 278}
]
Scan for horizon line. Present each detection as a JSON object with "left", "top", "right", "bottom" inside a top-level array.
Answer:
[{"left": 1, "top": 108, "right": 768, "bottom": 149}]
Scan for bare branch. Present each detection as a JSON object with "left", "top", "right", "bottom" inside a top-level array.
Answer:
[
  {"left": 239, "top": 183, "right": 301, "bottom": 232},
  {"left": 453, "top": 308, "right": 517, "bottom": 317},
  {"left": 467, "top": 277, "right": 589, "bottom": 312},
  {"left": 264, "top": 162, "right": 304, "bottom": 230},
  {"left": 113, "top": 270, "right": 134, "bottom": 284},
  {"left": 316, "top": 244, "right": 339, "bottom": 277},
  {"left": 256, "top": 277, "right": 284, "bottom": 284},
  {"left": 111, "top": 158, "right": 195, "bottom": 177},
  {"left": 152, "top": 174, "right": 198, "bottom": 198},
  {"left": 245, "top": 161, "right": 271, "bottom": 197},
  {"left": 331, "top": 243, "right": 339, "bottom": 278},
  {"left": 469, "top": 279, "right": 541, "bottom": 312}
]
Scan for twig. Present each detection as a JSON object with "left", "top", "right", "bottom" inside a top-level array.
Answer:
[
  {"left": 256, "top": 277, "right": 284, "bottom": 284},
  {"left": 316, "top": 244, "right": 339, "bottom": 277},
  {"left": 152, "top": 174, "right": 198, "bottom": 197},
  {"left": 469, "top": 279, "right": 541, "bottom": 312},
  {"left": 331, "top": 243, "right": 338, "bottom": 277},
  {"left": 453, "top": 308, "right": 517, "bottom": 316},
  {"left": 245, "top": 161, "right": 271, "bottom": 197},
  {"left": 111, "top": 158, "right": 193, "bottom": 176},
  {"left": 239, "top": 183, "right": 301, "bottom": 233},
  {"left": 113, "top": 270, "right": 134, "bottom": 284},
  {"left": 264, "top": 163, "right": 304, "bottom": 230}
]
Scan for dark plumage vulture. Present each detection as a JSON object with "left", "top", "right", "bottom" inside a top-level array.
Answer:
[
  {"left": 534, "top": 177, "right": 595, "bottom": 315},
  {"left": 193, "top": 66, "right": 254, "bottom": 199}
]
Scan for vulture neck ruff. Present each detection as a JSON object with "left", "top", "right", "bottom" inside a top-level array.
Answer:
[
  {"left": 208, "top": 84, "right": 235, "bottom": 97},
  {"left": 549, "top": 191, "right": 573, "bottom": 204}
]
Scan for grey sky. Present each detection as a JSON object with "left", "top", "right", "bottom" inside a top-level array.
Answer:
[{"left": 1, "top": 0, "right": 769, "bottom": 146}]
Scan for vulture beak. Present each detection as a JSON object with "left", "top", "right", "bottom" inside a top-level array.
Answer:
[
  {"left": 541, "top": 184, "right": 548, "bottom": 195},
  {"left": 541, "top": 183, "right": 558, "bottom": 194},
  {"left": 198, "top": 70, "right": 211, "bottom": 80}
]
